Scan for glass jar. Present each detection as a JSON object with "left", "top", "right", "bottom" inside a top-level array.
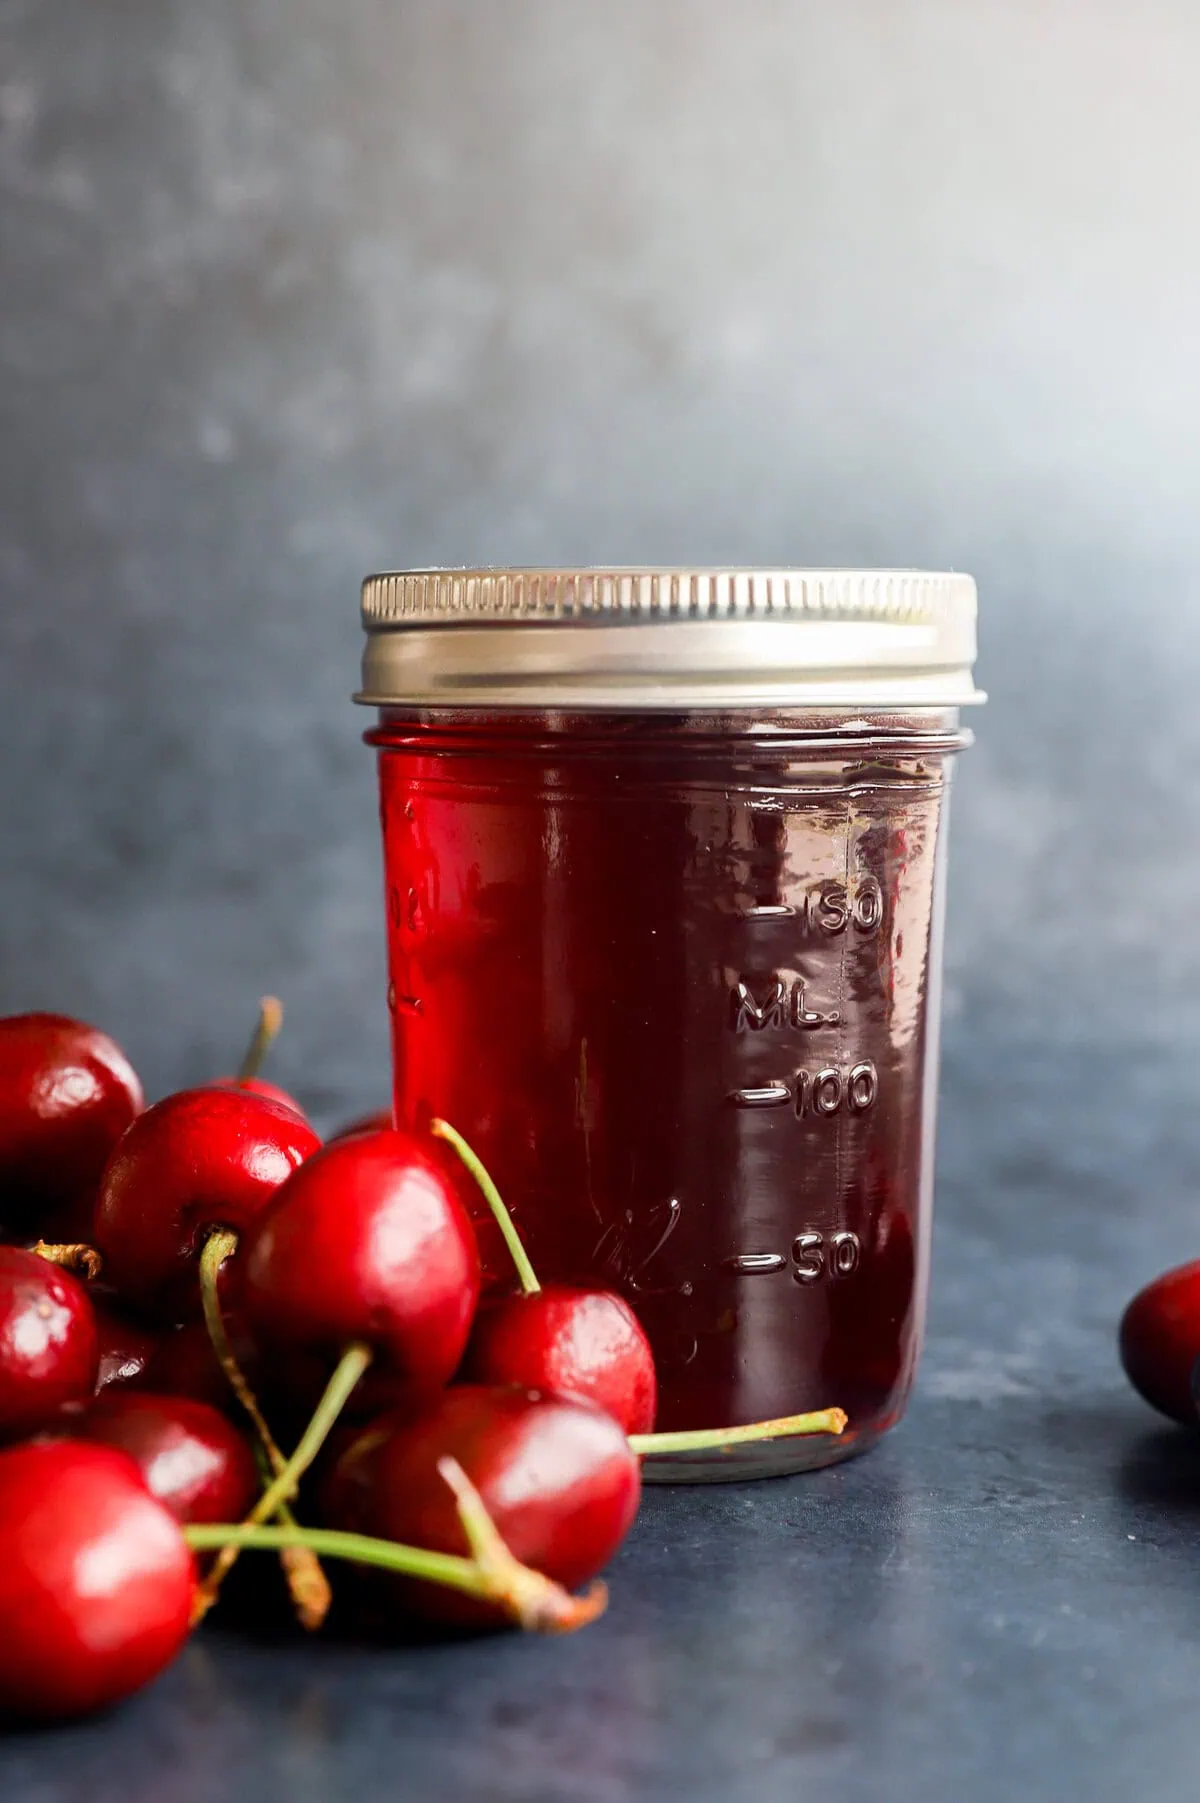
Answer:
[{"left": 358, "top": 570, "right": 983, "bottom": 1479}]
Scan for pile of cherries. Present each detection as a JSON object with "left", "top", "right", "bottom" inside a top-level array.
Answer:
[
  {"left": 1119, "top": 1257, "right": 1200, "bottom": 1427},
  {"left": 0, "top": 1005, "right": 844, "bottom": 1724}
]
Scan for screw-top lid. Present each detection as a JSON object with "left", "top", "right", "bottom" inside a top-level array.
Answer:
[{"left": 358, "top": 568, "right": 983, "bottom": 711}]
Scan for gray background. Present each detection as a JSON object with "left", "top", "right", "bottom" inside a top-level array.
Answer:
[
  {"left": 4, "top": 0, "right": 1198, "bottom": 1109},
  {"left": 4, "top": 5, "right": 1200, "bottom": 1799}
]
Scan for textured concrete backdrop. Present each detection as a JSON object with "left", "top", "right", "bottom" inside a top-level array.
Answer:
[{"left": 2, "top": 0, "right": 1199, "bottom": 1125}]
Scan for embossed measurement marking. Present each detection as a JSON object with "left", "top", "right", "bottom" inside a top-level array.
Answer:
[
  {"left": 727, "top": 1233, "right": 862, "bottom": 1284},
  {"left": 727, "top": 1253, "right": 788, "bottom": 1274},
  {"left": 730, "top": 979, "right": 840, "bottom": 1033},
  {"left": 727, "top": 1062, "right": 879, "bottom": 1115},
  {"left": 734, "top": 877, "right": 885, "bottom": 936},
  {"left": 730, "top": 1082, "right": 792, "bottom": 1108}
]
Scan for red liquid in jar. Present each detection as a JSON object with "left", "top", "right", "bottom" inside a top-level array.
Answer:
[{"left": 372, "top": 711, "right": 956, "bottom": 1472}]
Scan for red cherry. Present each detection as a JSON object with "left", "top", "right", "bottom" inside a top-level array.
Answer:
[
  {"left": 76, "top": 1391, "right": 258, "bottom": 1524},
  {"left": 464, "top": 1287, "right": 657, "bottom": 1435},
  {"left": 93, "top": 1087, "right": 321, "bottom": 1321},
  {"left": 211, "top": 997, "right": 309, "bottom": 1125},
  {"left": 1119, "top": 1259, "right": 1200, "bottom": 1425},
  {"left": 139, "top": 1317, "right": 255, "bottom": 1413},
  {"left": 0, "top": 1439, "right": 194, "bottom": 1719},
  {"left": 0, "top": 1247, "right": 99, "bottom": 1440},
  {"left": 240, "top": 1130, "right": 481, "bottom": 1410},
  {"left": 321, "top": 1386, "right": 640, "bottom": 1628},
  {"left": 92, "top": 1289, "right": 159, "bottom": 1393},
  {"left": 214, "top": 1075, "right": 308, "bottom": 1119},
  {"left": 0, "top": 1013, "right": 143, "bottom": 1237},
  {"left": 189, "top": 1131, "right": 482, "bottom": 1621},
  {"left": 329, "top": 1108, "right": 394, "bottom": 1142}
]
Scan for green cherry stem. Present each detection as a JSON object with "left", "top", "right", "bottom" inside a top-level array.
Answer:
[
  {"left": 630, "top": 1407, "right": 848, "bottom": 1456},
  {"left": 427, "top": 1123, "right": 848, "bottom": 1459},
  {"left": 184, "top": 1457, "right": 607, "bottom": 1634},
  {"left": 237, "top": 995, "right": 284, "bottom": 1084},
  {"left": 199, "top": 1231, "right": 284, "bottom": 1465},
  {"left": 194, "top": 1339, "right": 373, "bottom": 1618},
  {"left": 195, "top": 1229, "right": 331, "bottom": 1627},
  {"left": 251, "top": 1444, "right": 332, "bottom": 1633},
  {"left": 431, "top": 1118, "right": 540, "bottom": 1296}
]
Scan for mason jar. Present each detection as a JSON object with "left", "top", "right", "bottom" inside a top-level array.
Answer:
[{"left": 357, "top": 569, "right": 983, "bottom": 1479}]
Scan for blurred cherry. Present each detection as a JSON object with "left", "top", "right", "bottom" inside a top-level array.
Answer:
[
  {"left": 329, "top": 1108, "right": 394, "bottom": 1142},
  {"left": 92, "top": 1288, "right": 159, "bottom": 1393},
  {"left": 1120, "top": 1259, "right": 1200, "bottom": 1425},
  {"left": 213, "top": 995, "right": 310, "bottom": 1124},
  {"left": 0, "top": 1013, "right": 143, "bottom": 1239},
  {"left": 77, "top": 1391, "right": 258, "bottom": 1525}
]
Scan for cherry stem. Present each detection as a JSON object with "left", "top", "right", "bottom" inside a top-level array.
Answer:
[
  {"left": 198, "top": 1231, "right": 285, "bottom": 1466},
  {"left": 194, "top": 1340, "right": 373, "bottom": 1616},
  {"left": 431, "top": 1118, "right": 541, "bottom": 1297},
  {"left": 184, "top": 1458, "right": 607, "bottom": 1634},
  {"left": 251, "top": 1444, "right": 332, "bottom": 1633},
  {"left": 195, "top": 1229, "right": 330, "bottom": 1628},
  {"left": 29, "top": 1240, "right": 102, "bottom": 1280},
  {"left": 237, "top": 995, "right": 284, "bottom": 1085},
  {"left": 629, "top": 1407, "right": 848, "bottom": 1457}
]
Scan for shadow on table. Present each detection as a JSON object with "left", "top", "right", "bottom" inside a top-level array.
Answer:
[{"left": 1114, "top": 1422, "right": 1200, "bottom": 1514}]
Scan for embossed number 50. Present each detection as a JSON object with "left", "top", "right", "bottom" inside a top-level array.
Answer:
[{"left": 792, "top": 1230, "right": 861, "bottom": 1284}]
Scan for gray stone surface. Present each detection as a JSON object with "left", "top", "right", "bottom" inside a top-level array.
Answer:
[
  {"left": 4, "top": 3, "right": 1200, "bottom": 1796},
  {"left": 2, "top": 1041, "right": 1198, "bottom": 1802}
]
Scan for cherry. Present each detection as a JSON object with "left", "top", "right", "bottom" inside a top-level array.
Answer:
[
  {"left": 77, "top": 1391, "right": 259, "bottom": 1525},
  {"left": 92, "top": 1289, "right": 160, "bottom": 1393},
  {"left": 93, "top": 1085, "right": 321, "bottom": 1321},
  {"left": 0, "top": 1246, "right": 99, "bottom": 1439},
  {"left": 240, "top": 1129, "right": 481, "bottom": 1414},
  {"left": 0, "top": 1013, "right": 143, "bottom": 1238},
  {"left": 186, "top": 1453, "right": 607, "bottom": 1634},
  {"left": 465, "top": 1289, "right": 657, "bottom": 1436},
  {"left": 0, "top": 1439, "right": 194, "bottom": 1719},
  {"left": 320, "top": 1385, "right": 640, "bottom": 1629},
  {"left": 192, "top": 1130, "right": 481, "bottom": 1614},
  {"left": 1119, "top": 1259, "right": 1200, "bottom": 1425},
  {"left": 213, "top": 995, "right": 309, "bottom": 1124},
  {"left": 329, "top": 1108, "right": 395, "bottom": 1142},
  {"left": 139, "top": 1317, "right": 257, "bottom": 1412},
  {"left": 434, "top": 1121, "right": 656, "bottom": 1433}
]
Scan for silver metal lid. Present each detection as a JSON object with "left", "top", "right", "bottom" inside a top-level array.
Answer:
[{"left": 358, "top": 568, "right": 983, "bottom": 711}]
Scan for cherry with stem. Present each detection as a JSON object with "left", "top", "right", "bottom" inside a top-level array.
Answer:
[
  {"left": 216, "top": 996, "right": 308, "bottom": 1121},
  {"left": 195, "top": 1130, "right": 480, "bottom": 1616},
  {"left": 186, "top": 1456, "right": 605, "bottom": 1635},
  {"left": 432, "top": 1118, "right": 849, "bottom": 1455}
]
